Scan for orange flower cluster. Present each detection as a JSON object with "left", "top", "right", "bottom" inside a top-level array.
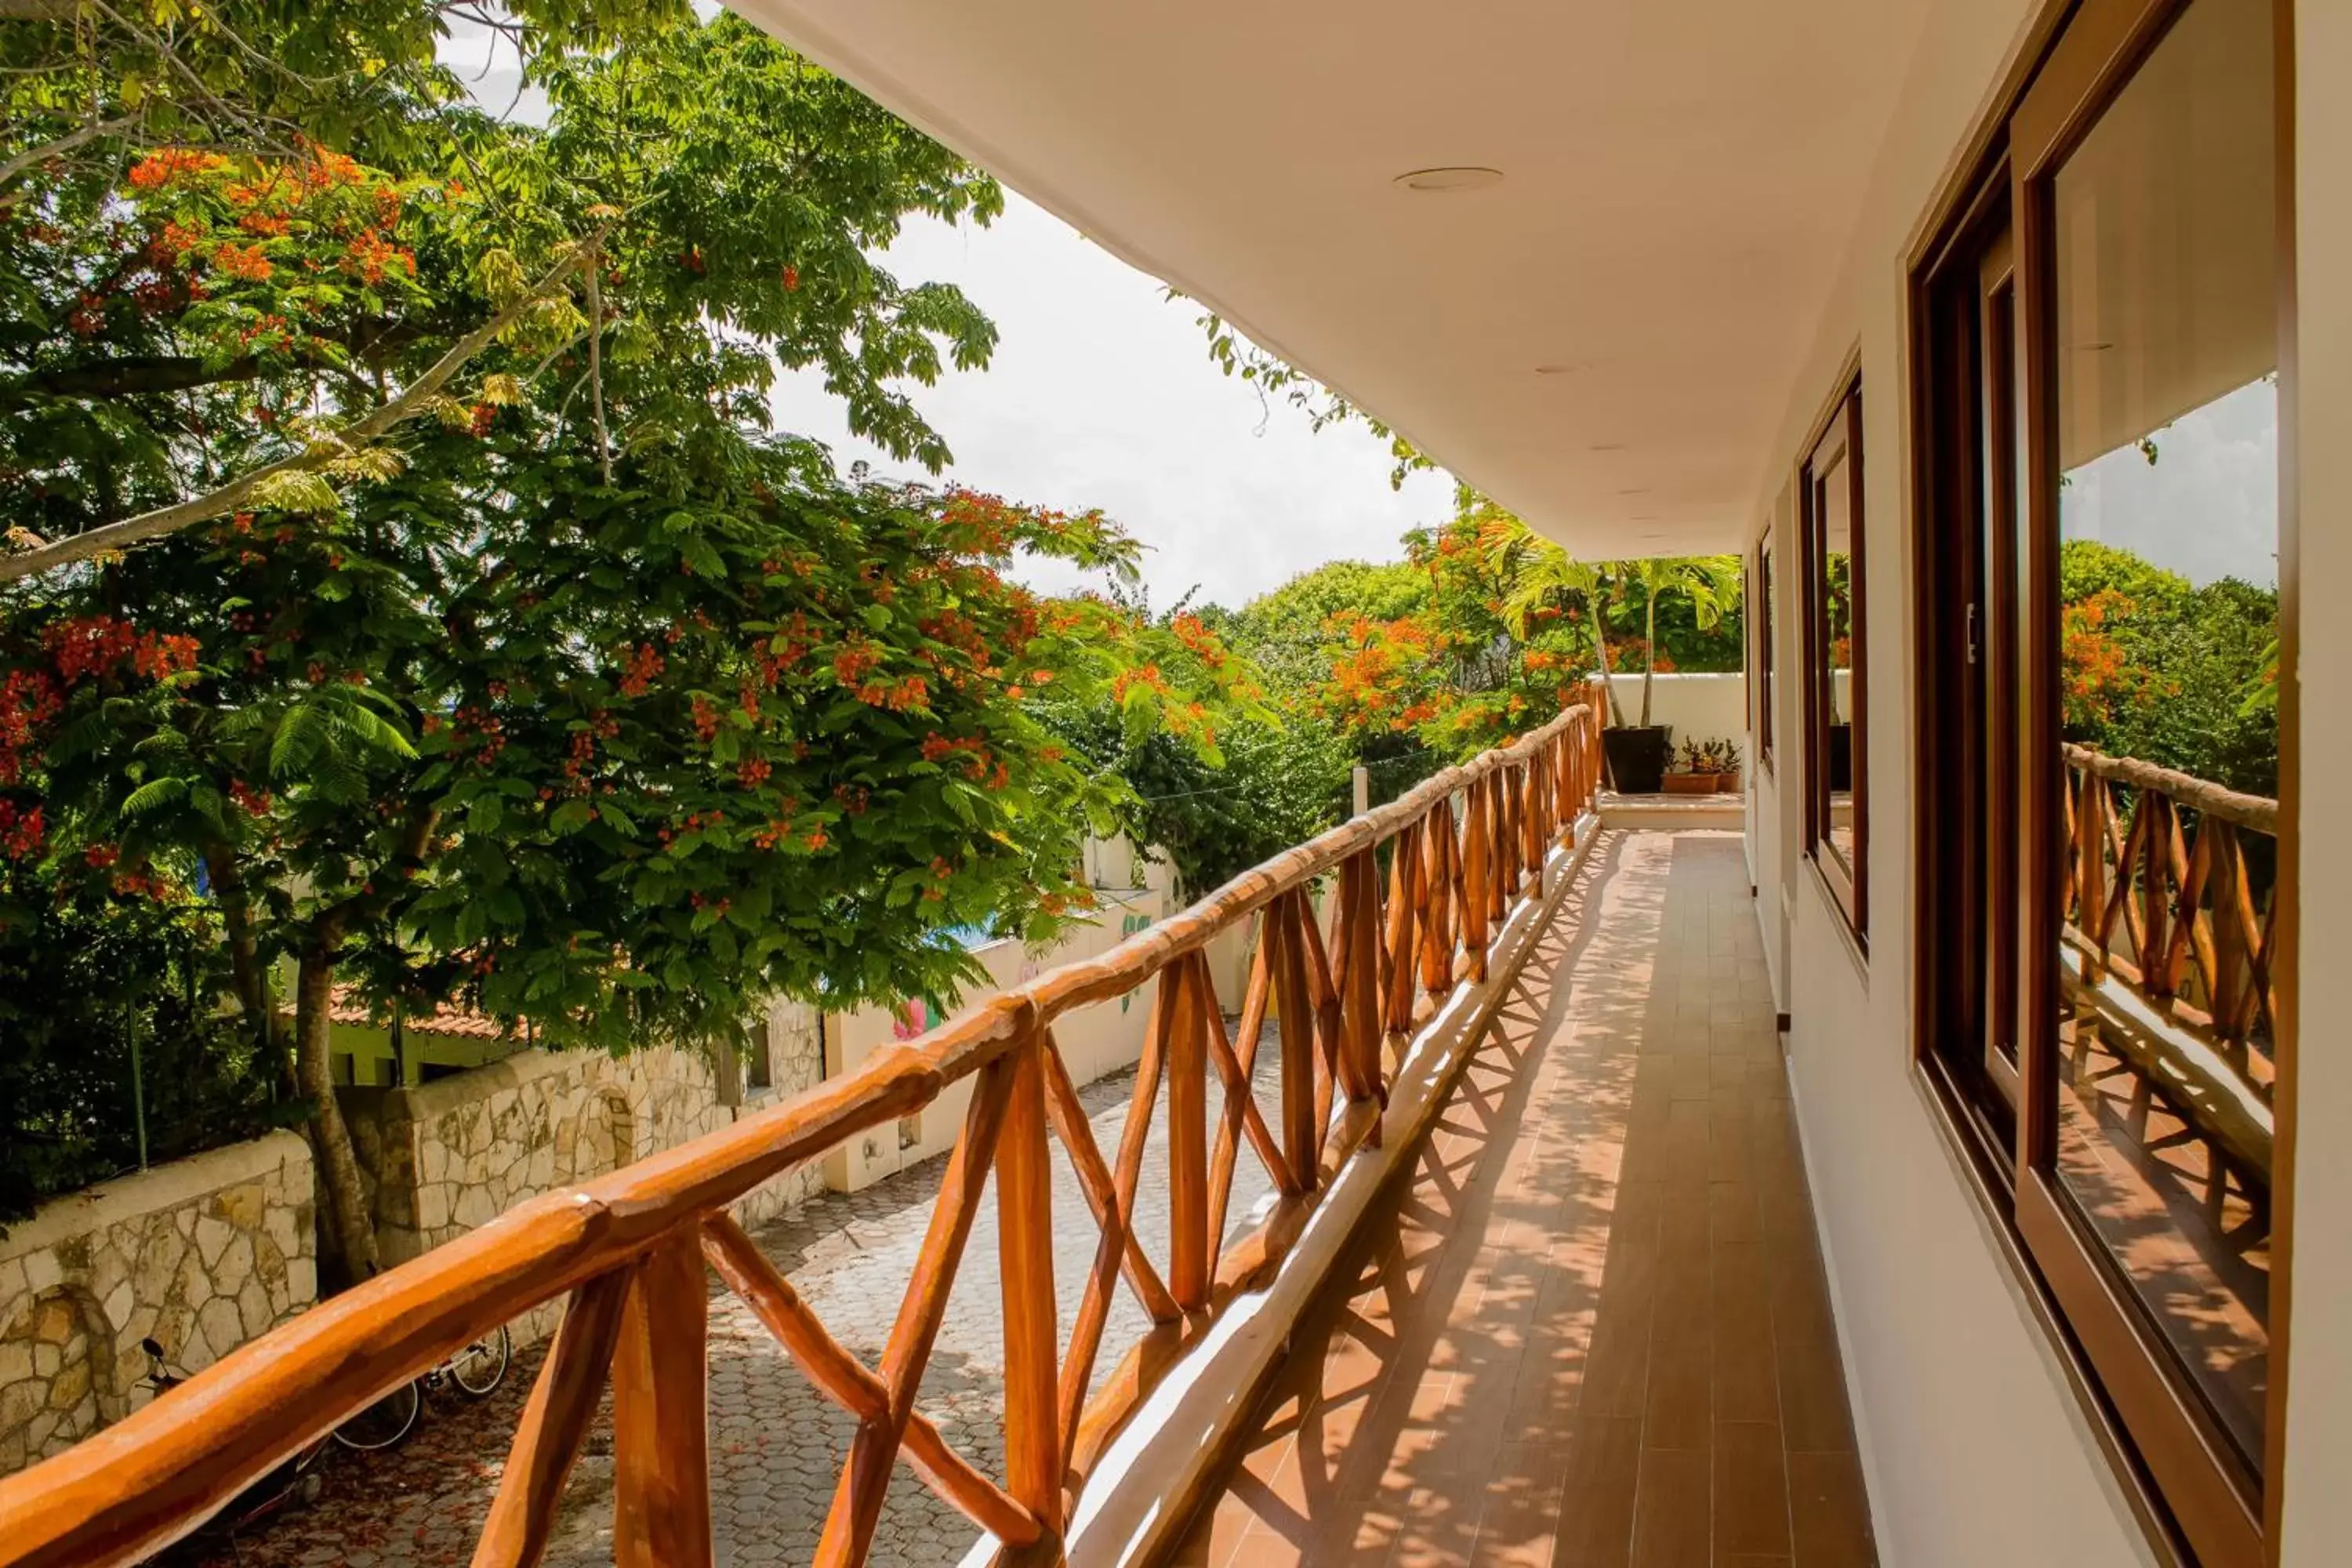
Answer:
[
  {"left": 831, "top": 641, "right": 881, "bottom": 688},
  {"left": 0, "top": 800, "right": 44, "bottom": 860},
  {"left": 227, "top": 779, "right": 273, "bottom": 818},
  {"left": 0, "top": 670, "right": 63, "bottom": 785},
  {"left": 920, "top": 731, "right": 996, "bottom": 782},
  {"left": 42, "top": 616, "right": 199, "bottom": 684},
  {"left": 126, "top": 148, "right": 228, "bottom": 191},
  {"left": 852, "top": 673, "right": 928, "bottom": 712},
  {"left": 1109, "top": 663, "right": 1166, "bottom": 704},
  {"left": 617, "top": 643, "right": 665, "bottom": 699},
  {"left": 212, "top": 242, "right": 274, "bottom": 282},
  {"left": 344, "top": 228, "right": 416, "bottom": 285}
]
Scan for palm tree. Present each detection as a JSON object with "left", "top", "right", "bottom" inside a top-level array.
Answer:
[
  {"left": 1610, "top": 556, "right": 1744, "bottom": 727},
  {"left": 1492, "top": 532, "right": 1628, "bottom": 725}
]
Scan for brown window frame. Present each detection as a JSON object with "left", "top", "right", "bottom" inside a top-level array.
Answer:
[
  {"left": 1755, "top": 530, "right": 1776, "bottom": 773},
  {"left": 1799, "top": 376, "right": 1866, "bottom": 947},
  {"left": 1907, "top": 2, "right": 2299, "bottom": 1565}
]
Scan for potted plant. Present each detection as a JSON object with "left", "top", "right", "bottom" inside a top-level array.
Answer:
[
  {"left": 1663, "top": 739, "right": 1715, "bottom": 794},
  {"left": 1705, "top": 739, "right": 1743, "bottom": 792},
  {"left": 1494, "top": 536, "right": 1742, "bottom": 796},
  {"left": 1595, "top": 557, "right": 1742, "bottom": 793}
]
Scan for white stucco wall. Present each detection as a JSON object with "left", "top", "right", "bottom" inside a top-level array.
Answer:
[
  {"left": 1601, "top": 671, "right": 1750, "bottom": 763},
  {"left": 2278, "top": 4, "right": 2352, "bottom": 1560},
  {"left": 1746, "top": 1, "right": 2208, "bottom": 1563}
]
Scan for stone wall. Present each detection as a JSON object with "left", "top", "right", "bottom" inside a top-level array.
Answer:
[
  {"left": 0, "top": 1131, "right": 316, "bottom": 1474},
  {"left": 342, "top": 1000, "right": 826, "bottom": 1343}
]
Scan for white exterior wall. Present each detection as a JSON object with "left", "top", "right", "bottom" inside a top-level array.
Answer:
[
  {"left": 1745, "top": 1, "right": 2198, "bottom": 1563},
  {"left": 2278, "top": 3, "right": 2352, "bottom": 1559},
  {"left": 1599, "top": 670, "right": 1749, "bottom": 757},
  {"left": 1750, "top": 4, "right": 2352, "bottom": 1563}
]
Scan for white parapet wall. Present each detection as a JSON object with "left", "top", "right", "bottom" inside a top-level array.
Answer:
[
  {"left": 0, "top": 1131, "right": 318, "bottom": 1475},
  {"left": 1596, "top": 670, "right": 1751, "bottom": 755}
]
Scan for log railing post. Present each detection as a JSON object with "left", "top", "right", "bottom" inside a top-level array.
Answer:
[
  {"left": 1461, "top": 784, "right": 1490, "bottom": 982},
  {"left": 2210, "top": 822, "right": 2248, "bottom": 1048},
  {"left": 1165, "top": 950, "right": 1210, "bottom": 1312},
  {"left": 612, "top": 1233, "right": 713, "bottom": 1568},
  {"left": 2139, "top": 793, "right": 2170, "bottom": 991},
  {"left": 1338, "top": 851, "right": 1385, "bottom": 1110},
  {"left": 1270, "top": 892, "right": 1321, "bottom": 1192},
  {"left": 2078, "top": 771, "right": 2109, "bottom": 980},
  {"left": 996, "top": 1026, "right": 1062, "bottom": 1536},
  {"left": 1383, "top": 822, "right": 1421, "bottom": 1038},
  {"left": 475, "top": 1272, "right": 633, "bottom": 1568},
  {"left": 1420, "top": 800, "right": 1455, "bottom": 998}
]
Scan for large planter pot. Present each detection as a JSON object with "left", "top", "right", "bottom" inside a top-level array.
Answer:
[
  {"left": 1602, "top": 726, "right": 1671, "bottom": 794},
  {"left": 1661, "top": 773, "right": 1720, "bottom": 796},
  {"left": 1828, "top": 724, "right": 1853, "bottom": 791}
]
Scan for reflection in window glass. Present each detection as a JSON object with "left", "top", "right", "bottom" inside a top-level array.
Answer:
[
  {"left": 1758, "top": 535, "right": 1776, "bottom": 764},
  {"left": 1821, "top": 460, "right": 1855, "bottom": 861},
  {"left": 1802, "top": 383, "right": 1864, "bottom": 937},
  {"left": 2049, "top": 0, "right": 2277, "bottom": 1475}
]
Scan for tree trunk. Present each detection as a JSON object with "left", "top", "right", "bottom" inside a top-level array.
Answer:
[
  {"left": 1640, "top": 586, "right": 1657, "bottom": 728},
  {"left": 1589, "top": 607, "right": 1628, "bottom": 727},
  {"left": 205, "top": 846, "right": 286, "bottom": 1080},
  {"left": 296, "top": 945, "right": 379, "bottom": 1287}
]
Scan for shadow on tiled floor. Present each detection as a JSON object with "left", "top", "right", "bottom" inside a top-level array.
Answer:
[{"left": 1172, "top": 829, "right": 1877, "bottom": 1568}]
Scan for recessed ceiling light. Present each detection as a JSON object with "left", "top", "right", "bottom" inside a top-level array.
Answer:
[
  {"left": 1588, "top": 442, "right": 1628, "bottom": 452},
  {"left": 1631, "top": 515, "right": 1659, "bottom": 522},
  {"left": 1533, "top": 361, "right": 1588, "bottom": 376},
  {"left": 1393, "top": 166, "right": 1503, "bottom": 193},
  {"left": 2071, "top": 340, "right": 2116, "bottom": 352},
  {"left": 1617, "top": 487, "right": 1650, "bottom": 495}
]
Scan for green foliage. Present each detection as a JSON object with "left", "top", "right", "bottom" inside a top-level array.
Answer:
[
  {"left": 0, "top": 2, "right": 1247, "bottom": 1261},
  {"left": 1053, "top": 715, "right": 1351, "bottom": 902},
  {"left": 1, "top": 6, "right": 1005, "bottom": 551},
  {"left": 0, "top": 886, "right": 290, "bottom": 1222},
  {"left": 1221, "top": 559, "right": 1428, "bottom": 705},
  {"left": 2057, "top": 541, "right": 2279, "bottom": 798}
]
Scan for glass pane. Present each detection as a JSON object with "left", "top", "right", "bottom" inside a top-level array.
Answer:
[
  {"left": 1761, "top": 539, "right": 1777, "bottom": 758},
  {"left": 1819, "top": 449, "right": 1856, "bottom": 868},
  {"left": 2049, "top": 0, "right": 2278, "bottom": 1475}
]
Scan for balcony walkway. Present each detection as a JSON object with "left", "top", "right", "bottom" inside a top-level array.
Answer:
[{"left": 1172, "top": 828, "right": 1877, "bottom": 1567}]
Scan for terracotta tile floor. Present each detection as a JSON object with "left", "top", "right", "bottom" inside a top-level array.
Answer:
[{"left": 1170, "top": 829, "right": 1877, "bottom": 1568}]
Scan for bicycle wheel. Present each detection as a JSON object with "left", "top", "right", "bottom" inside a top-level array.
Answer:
[
  {"left": 333, "top": 1380, "right": 421, "bottom": 1451},
  {"left": 448, "top": 1324, "right": 512, "bottom": 1399}
]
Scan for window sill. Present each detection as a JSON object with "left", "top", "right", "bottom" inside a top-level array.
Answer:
[{"left": 1802, "top": 850, "right": 1868, "bottom": 985}]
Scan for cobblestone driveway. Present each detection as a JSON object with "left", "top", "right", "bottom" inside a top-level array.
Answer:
[{"left": 183, "top": 1032, "right": 1288, "bottom": 1568}]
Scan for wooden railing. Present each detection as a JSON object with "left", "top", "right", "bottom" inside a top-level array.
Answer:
[
  {"left": 0, "top": 704, "right": 1602, "bottom": 1568},
  {"left": 2061, "top": 743, "right": 2279, "bottom": 1103}
]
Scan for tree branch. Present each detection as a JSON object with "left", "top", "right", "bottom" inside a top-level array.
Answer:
[
  {"left": 0, "top": 0, "right": 79, "bottom": 20},
  {"left": 0, "top": 226, "right": 611, "bottom": 583},
  {"left": 0, "top": 352, "right": 265, "bottom": 407},
  {"left": 584, "top": 245, "right": 612, "bottom": 484},
  {"left": 0, "top": 112, "right": 139, "bottom": 189}
]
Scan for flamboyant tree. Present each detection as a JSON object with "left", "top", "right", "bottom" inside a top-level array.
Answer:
[
  {"left": 0, "top": 5, "right": 1256, "bottom": 1275},
  {"left": 1298, "top": 507, "right": 1598, "bottom": 762}
]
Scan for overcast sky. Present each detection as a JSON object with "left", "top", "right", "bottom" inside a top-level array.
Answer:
[
  {"left": 763, "top": 195, "right": 1456, "bottom": 608},
  {"left": 2061, "top": 376, "right": 2280, "bottom": 590}
]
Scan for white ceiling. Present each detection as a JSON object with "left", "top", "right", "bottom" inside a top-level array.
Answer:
[{"left": 729, "top": 0, "right": 1936, "bottom": 557}]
